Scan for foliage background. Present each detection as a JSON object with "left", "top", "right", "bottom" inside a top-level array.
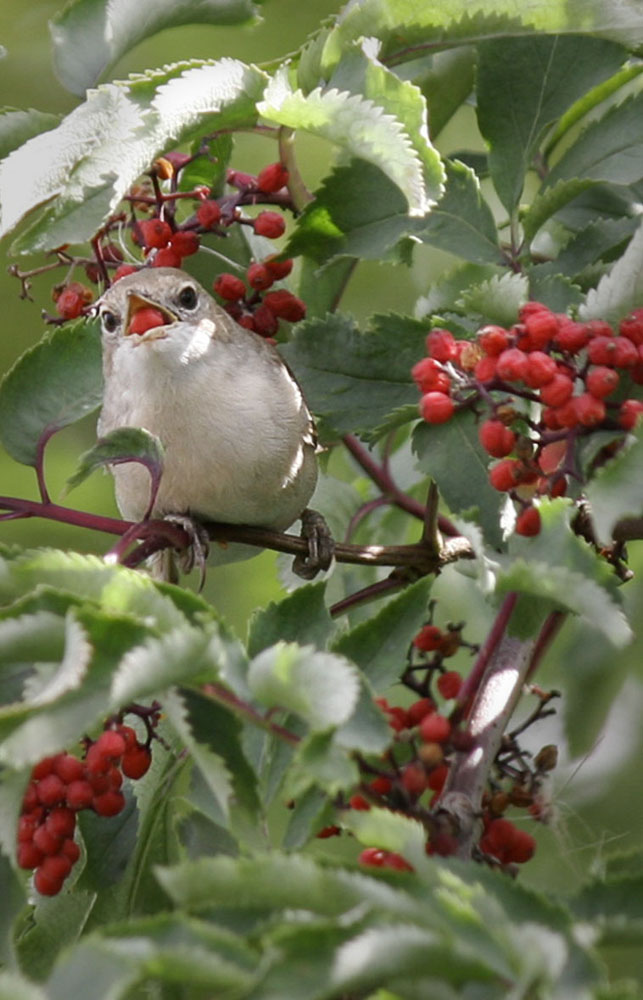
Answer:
[{"left": 1, "top": 0, "right": 643, "bottom": 992}]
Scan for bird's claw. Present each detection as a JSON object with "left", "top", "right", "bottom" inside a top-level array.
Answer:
[
  {"left": 164, "top": 514, "right": 210, "bottom": 590},
  {"left": 292, "top": 508, "right": 334, "bottom": 580}
]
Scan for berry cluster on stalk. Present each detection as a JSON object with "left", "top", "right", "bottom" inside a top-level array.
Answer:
[
  {"left": 11, "top": 155, "right": 306, "bottom": 342},
  {"left": 17, "top": 711, "right": 157, "bottom": 896},
  {"left": 413, "top": 301, "right": 643, "bottom": 537},
  {"left": 322, "top": 609, "right": 557, "bottom": 875}
]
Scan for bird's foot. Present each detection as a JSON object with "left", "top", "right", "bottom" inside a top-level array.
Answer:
[
  {"left": 153, "top": 514, "right": 210, "bottom": 589},
  {"left": 292, "top": 508, "right": 335, "bottom": 580}
]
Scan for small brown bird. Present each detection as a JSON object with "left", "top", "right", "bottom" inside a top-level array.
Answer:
[{"left": 97, "top": 267, "right": 324, "bottom": 576}]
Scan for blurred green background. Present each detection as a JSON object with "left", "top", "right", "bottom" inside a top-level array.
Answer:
[{"left": 2, "top": 4, "right": 643, "bottom": 968}]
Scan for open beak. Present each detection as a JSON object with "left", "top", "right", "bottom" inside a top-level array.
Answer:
[{"left": 125, "top": 292, "right": 177, "bottom": 339}]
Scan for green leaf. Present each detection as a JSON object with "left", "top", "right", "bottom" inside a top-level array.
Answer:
[
  {"left": 526, "top": 271, "right": 583, "bottom": 313},
  {"left": 51, "top": 0, "right": 260, "bottom": 95},
  {"left": 533, "top": 217, "right": 639, "bottom": 280},
  {"left": 248, "top": 642, "right": 360, "bottom": 731},
  {"left": 1, "top": 61, "right": 266, "bottom": 253},
  {"left": 0, "top": 972, "right": 46, "bottom": 1000},
  {"left": 258, "top": 68, "right": 438, "bottom": 217},
  {"left": 586, "top": 427, "right": 643, "bottom": 545},
  {"left": 477, "top": 35, "right": 626, "bottom": 211},
  {"left": 247, "top": 582, "right": 334, "bottom": 657},
  {"left": 581, "top": 220, "right": 643, "bottom": 324},
  {"left": 286, "top": 729, "right": 359, "bottom": 797},
  {"left": 413, "top": 411, "right": 503, "bottom": 548},
  {"left": 415, "top": 159, "right": 504, "bottom": 265},
  {"left": 546, "top": 91, "right": 643, "bottom": 192},
  {"left": 286, "top": 159, "right": 420, "bottom": 265},
  {"left": 345, "top": 806, "right": 429, "bottom": 871},
  {"left": 522, "top": 178, "right": 597, "bottom": 244},
  {"left": 457, "top": 270, "right": 528, "bottom": 327},
  {"left": 332, "top": 577, "right": 432, "bottom": 690},
  {"left": 280, "top": 312, "right": 425, "bottom": 439},
  {"left": 0, "top": 107, "right": 60, "bottom": 160},
  {"left": 65, "top": 427, "right": 164, "bottom": 501},
  {"left": 109, "top": 624, "right": 221, "bottom": 706},
  {"left": 321, "top": 0, "right": 643, "bottom": 70},
  {"left": 0, "top": 320, "right": 102, "bottom": 466},
  {"left": 297, "top": 257, "right": 357, "bottom": 319},
  {"left": 415, "top": 48, "right": 476, "bottom": 140}
]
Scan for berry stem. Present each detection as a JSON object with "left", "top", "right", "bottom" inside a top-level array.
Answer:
[
  {"left": 437, "top": 631, "right": 538, "bottom": 858},
  {"left": 278, "top": 127, "right": 313, "bottom": 212}
]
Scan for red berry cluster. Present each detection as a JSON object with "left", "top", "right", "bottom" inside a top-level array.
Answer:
[
  {"left": 214, "top": 257, "right": 305, "bottom": 339},
  {"left": 133, "top": 217, "right": 201, "bottom": 269},
  {"left": 413, "top": 301, "right": 643, "bottom": 536},
  {"left": 479, "top": 817, "right": 536, "bottom": 865},
  {"left": 17, "top": 724, "right": 151, "bottom": 896},
  {"left": 53, "top": 280, "right": 94, "bottom": 320},
  {"left": 357, "top": 847, "right": 414, "bottom": 872}
]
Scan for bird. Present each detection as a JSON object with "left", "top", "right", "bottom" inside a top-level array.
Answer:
[{"left": 96, "top": 267, "right": 327, "bottom": 579}]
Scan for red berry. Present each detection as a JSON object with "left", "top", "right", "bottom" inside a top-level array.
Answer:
[
  {"left": 411, "top": 357, "right": 451, "bottom": 395},
  {"left": 515, "top": 506, "right": 541, "bottom": 536},
  {"left": 587, "top": 336, "right": 619, "bottom": 366},
  {"left": 370, "top": 776, "right": 393, "bottom": 796},
  {"left": 17, "top": 842, "right": 44, "bottom": 870},
  {"left": 316, "top": 825, "right": 341, "bottom": 839},
  {"left": 358, "top": 847, "right": 385, "bottom": 867},
  {"left": 108, "top": 766, "right": 123, "bottom": 790},
  {"left": 385, "top": 706, "right": 409, "bottom": 732},
  {"left": 612, "top": 337, "right": 639, "bottom": 368},
  {"left": 252, "top": 304, "right": 280, "bottom": 337},
  {"left": 152, "top": 247, "right": 183, "bottom": 269},
  {"left": 620, "top": 308, "right": 643, "bottom": 345},
  {"left": 33, "top": 825, "right": 62, "bottom": 856},
  {"left": 262, "top": 290, "right": 306, "bottom": 322},
  {"left": 53, "top": 754, "right": 84, "bottom": 784},
  {"left": 214, "top": 273, "right": 246, "bottom": 301},
  {"left": 521, "top": 307, "right": 558, "bottom": 348},
  {"left": 61, "top": 838, "right": 80, "bottom": 863},
  {"left": 586, "top": 366, "right": 619, "bottom": 399},
  {"left": 488, "top": 459, "right": 521, "bottom": 492},
  {"left": 65, "top": 780, "right": 94, "bottom": 811},
  {"left": 22, "top": 782, "right": 39, "bottom": 812},
  {"left": 478, "top": 325, "right": 510, "bottom": 356},
  {"left": 401, "top": 763, "right": 429, "bottom": 796},
  {"left": 436, "top": 671, "right": 462, "bottom": 700},
  {"left": 419, "top": 713, "right": 451, "bottom": 744},
  {"left": 112, "top": 264, "right": 138, "bottom": 282},
  {"left": 93, "top": 790, "right": 126, "bottom": 817},
  {"left": 169, "top": 230, "right": 200, "bottom": 258},
  {"left": 121, "top": 745, "right": 152, "bottom": 780},
  {"left": 264, "top": 256, "right": 293, "bottom": 280},
  {"left": 539, "top": 373, "right": 574, "bottom": 407},
  {"left": 427, "top": 763, "right": 449, "bottom": 792},
  {"left": 39, "top": 853, "right": 72, "bottom": 882},
  {"left": 138, "top": 218, "right": 172, "bottom": 249},
  {"left": 257, "top": 162, "right": 289, "bottom": 193},
  {"left": 413, "top": 624, "right": 443, "bottom": 652},
  {"left": 619, "top": 399, "right": 643, "bottom": 430},
  {"left": 474, "top": 355, "right": 497, "bottom": 382},
  {"left": 55, "top": 283, "right": 90, "bottom": 319},
  {"left": 196, "top": 200, "right": 222, "bottom": 229},
  {"left": 406, "top": 698, "right": 435, "bottom": 725},
  {"left": 478, "top": 419, "right": 516, "bottom": 458},
  {"left": 574, "top": 392, "right": 606, "bottom": 427},
  {"left": 117, "top": 725, "right": 138, "bottom": 751},
  {"left": 96, "top": 730, "right": 127, "bottom": 761},
  {"left": 420, "top": 392, "right": 454, "bottom": 424},
  {"left": 18, "top": 812, "right": 41, "bottom": 843},
  {"left": 36, "top": 774, "right": 66, "bottom": 807},
  {"left": 33, "top": 867, "right": 64, "bottom": 896},
  {"left": 496, "top": 348, "right": 528, "bottom": 382},
  {"left": 523, "top": 351, "right": 557, "bottom": 388},
  {"left": 555, "top": 398, "right": 580, "bottom": 429},
  {"left": 253, "top": 211, "right": 286, "bottom": 239},
  {"left": 427, "top": 832, "right": 458, "bottom": 856},
  {"left": 246, "top": 262, "right": 274, "bottom": 290},
  {"left": 554, "top": 318, "right": 589, "bottom": 353},
  {"left": 45, "top": 807, "right": 76, "bottom": 839},
  {"left": 349, "top": 794, "right": 371, "bottom": 811},
  {"left": 426, "top": 328, "right": 457, "bottom": 362},
  {"left": 85, "top": 743, "right": 111, "bottom": 774},
  {"left": 128, "top": 307, "right": 167, "bottom": 336},
  {"left": 384, "top": 852, "right": 414, "bottom": 872}
]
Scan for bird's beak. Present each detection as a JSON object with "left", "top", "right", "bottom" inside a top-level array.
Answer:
[{"left": 125, "top": 292, "right": 178, "bottom": 339}]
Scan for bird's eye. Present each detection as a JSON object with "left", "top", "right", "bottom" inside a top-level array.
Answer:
[
  {"left": 102, "top": 310, "right": 119, "bottom": 333},
  {"left": 177, "top": 285, "right": 198, "bottom": 310}
]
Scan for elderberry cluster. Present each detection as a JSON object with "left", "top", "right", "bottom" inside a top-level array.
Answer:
[
  {"left": 326, "top": 613, "right": 552, "bottom": 873},
  {"left": 413, "top": 301, "right": 643, "bottom": 536},
  {"left": 38, "top": 158, "right": 306, "bottom": 341},
  {"left": 17, "top": 723, "right": 152, "bottom": 896}
]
